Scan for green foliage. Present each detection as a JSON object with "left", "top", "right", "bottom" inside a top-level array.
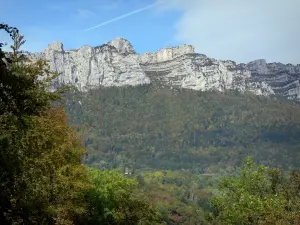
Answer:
[
  {"left": 0, "top": 24, "right": 90, "bottom": 224},
  {"left": 87, "top": 169, "right": 161, "bottom": 225},
  {"left": 208, "top": 157, "right": 300, "bottom": 224},
  {"left": 139, "top": 170, "right": 212, "bottom": 224},
  {"left": 16, "top": 107, "right": 91, "bottom": 224},
  {"left": 63, "top": 85, "right": 300, "bottom": 172},
  {"left": 0, "top": 25, "right": 61, "bottom": 118},
  {"left": 62, "top": 83, "right": 300, "bottom": 224}
]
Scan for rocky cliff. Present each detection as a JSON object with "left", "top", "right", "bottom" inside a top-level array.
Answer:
[
  {"left": 30, "top": 37, "right": 300, "bottom": 100},
  {"left": 245, "top": 59, "right": 300, "bottom": 100}
]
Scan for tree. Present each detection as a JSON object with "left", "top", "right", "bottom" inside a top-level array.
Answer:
[
  {"left": 208, "top": 156, "right": 300, "bottom": 224},
  {"left": 15, "top": 106, "right": 91, "bottom": 224},
  {"left": 0, "top": 24, "right": 90, "bottom": 224},
  {"left": 86, "top": 169, "right": 162, "bottom": 225}
]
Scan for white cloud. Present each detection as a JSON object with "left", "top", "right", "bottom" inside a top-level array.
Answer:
[{"left": 157, "top": 0, "right": 300, "bottom": 64}]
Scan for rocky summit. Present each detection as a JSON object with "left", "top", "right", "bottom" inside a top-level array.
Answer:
[{"left": 31, "top": 37, "right": 300, "bottom": 100}]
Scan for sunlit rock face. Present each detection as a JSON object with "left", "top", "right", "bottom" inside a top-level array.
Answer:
[
  {"left": 30, "top": 37, "right": 300, "bottom": 100},
  {"left": 31, "top": 38, "right": 150, "bottom": 92}
]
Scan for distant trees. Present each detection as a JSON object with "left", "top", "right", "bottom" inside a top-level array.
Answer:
[{"left": 139, "top": 170, "right": 211, "bottom": 225}]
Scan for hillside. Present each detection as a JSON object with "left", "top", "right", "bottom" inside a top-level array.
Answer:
[{"left": 62, "top": 84, "right": 300, "bottom": 173}]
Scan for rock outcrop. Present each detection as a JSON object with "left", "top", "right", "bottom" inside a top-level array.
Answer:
[
  {"left": 245, "top": 59, "right": 300, "bottom": 100},
  {"left": 30, "top": 37, "right": 300, "bottom": 100},
  {"left": 32, "top": 38, "right": 150, "bottom": 91}
]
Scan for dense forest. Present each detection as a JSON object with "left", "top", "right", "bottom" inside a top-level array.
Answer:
[
  {"left": 1, "top": 24, "right": 300, "bottom": 224},
  {"left": 63, "top": 85, "right": 300, "bottom": 172}
]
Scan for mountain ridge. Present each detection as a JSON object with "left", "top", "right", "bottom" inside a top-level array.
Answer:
[{"left": 30, "top": 37, "right": 300, "bottom": 100}]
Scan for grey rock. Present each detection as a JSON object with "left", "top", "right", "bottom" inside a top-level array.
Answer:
[
  {"left": 246, "top": 59, "right": 300, "bottom": 100},
  {"left": 30, "top": 38, "right": 300, "bottom": 100}
]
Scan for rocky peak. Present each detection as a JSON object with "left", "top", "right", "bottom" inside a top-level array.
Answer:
[
  {"left": 247, "top": 59, "right": 268, "bottom": 74},
  {"left": 107, "top": 37, "right": 135, "bottom": 54},
  {"left": 44, "top": 41, "right": 64, "bottom": 53},
  {"left": 139, "top": 44, "right": 195, "bottom": 64},
  {"left": 77, "top": 45, "right": 93, "bottom": 58}
]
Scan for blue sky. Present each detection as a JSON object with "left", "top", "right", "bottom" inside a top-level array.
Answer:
[
  {"left": 1, "top": 0, "right": 299, "bottom": 64},
  {"left": 0, "top": 0, "right": 180, "bottom": 53}
]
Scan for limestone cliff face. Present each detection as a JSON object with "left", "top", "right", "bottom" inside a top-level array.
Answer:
[
  {"left": 31, "top": 37, "right": 300, "bottom": 100},
  {"left": 32, "top": 38, "right": 150, "bottom": 91},
  {"left": 245, "top": 59, "right": 300, "bottom": 100}
]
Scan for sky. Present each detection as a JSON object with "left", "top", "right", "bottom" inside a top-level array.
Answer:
[{"left": 0, "top": 0, "right": 299, "bottom": 64}]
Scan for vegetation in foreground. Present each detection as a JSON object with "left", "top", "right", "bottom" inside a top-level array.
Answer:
[{"left": 1, "top": 24, "right": 300, "bottom": 224}]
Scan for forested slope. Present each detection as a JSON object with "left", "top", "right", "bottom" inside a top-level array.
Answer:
[{"left": 63, "top": 85, "right": 300, "bottom": 173}]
